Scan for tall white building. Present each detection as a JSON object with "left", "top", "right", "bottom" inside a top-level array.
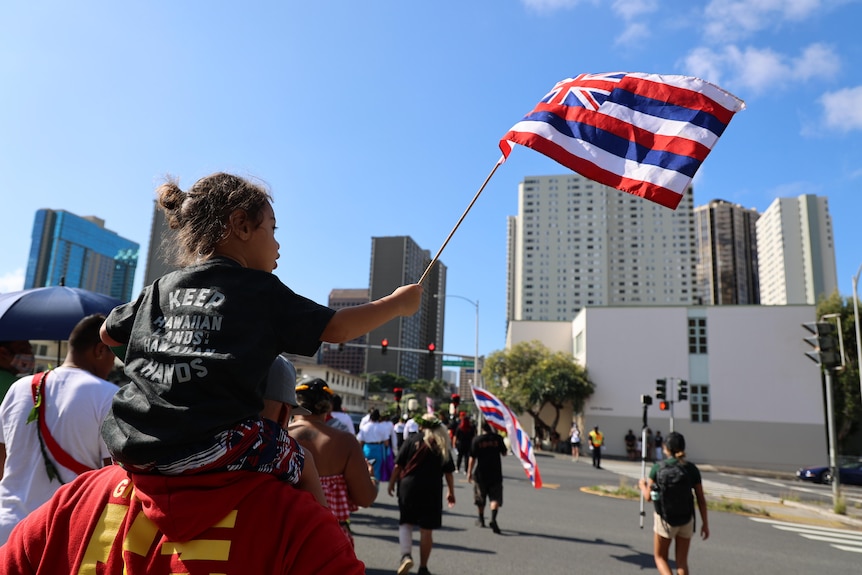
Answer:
[
  {"left": 507, "top": 174, "right": 696, "bottom": 326},
  {"left": 756, "top": 194, "right": 837, "bottom": 305}
]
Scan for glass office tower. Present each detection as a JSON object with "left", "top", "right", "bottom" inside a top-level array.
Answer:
[{"left": 25, "top": 209, "right": 139, "bottom": 301}]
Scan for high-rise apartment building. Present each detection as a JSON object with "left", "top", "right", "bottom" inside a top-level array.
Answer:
[
  {"left": 507, "top": 174, "right": 696, "bottom": 326},
  {"left": 25, "top": 209, "right": 139, "bottom": 301},
  {"left": 322, "top": 288, "right": 370, "bottom": 374},
  {"left": 694, "top": 199, "right": 760, "bottom": 305},
  {"left": 366, "top": 236, "right": 445, "bottom": 382},
  {"left": 756, "top": 194, "right": 837, "bottom": 305}
]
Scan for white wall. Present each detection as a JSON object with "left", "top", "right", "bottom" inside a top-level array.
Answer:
[{"left": 507, "top": 304, "right": 826, "bottom": 471}]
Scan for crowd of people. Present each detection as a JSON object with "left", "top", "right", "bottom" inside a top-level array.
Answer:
[{"left": 0, "top": 172, "right": 710, "bottom": 574}]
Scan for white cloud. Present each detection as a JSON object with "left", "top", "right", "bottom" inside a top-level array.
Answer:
[
  {"left": 820, "top": 86, "right": 862, "bottom": 132},
  {"left": 612, "top": 0, "right": 659, "bottom": 19},
  {"left": 611, "top": 0, "right": 658, "bottom": 45},
  {"left": 704, "top": 0, "right": 823, "bottom": 41},
  {"left": 681, "top": 43, "right": 839, "bottom": 95},
  {"left": 0, "top": 269, "right": 25, "bottom": 294},
  {"left": 614, "top": 22, "right": 650, "bottom": 47}
]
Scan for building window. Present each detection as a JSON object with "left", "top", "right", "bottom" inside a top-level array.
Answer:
[
  {"left": 690, "top": 384, "right": 710, "bottom": 423},
  {"left": 688, "top": 318, "right": 707, "bottom": 354}
]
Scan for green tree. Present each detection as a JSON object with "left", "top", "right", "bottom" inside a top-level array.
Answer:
[
  {"left": 366, "top": 372, "right": 411, "bottom": 393},
  {"left": 816, "top": 291, "right": 861, "bottom": 451},
  {"left": 483, "top": 340, "right": 594, "bottom": 438}
]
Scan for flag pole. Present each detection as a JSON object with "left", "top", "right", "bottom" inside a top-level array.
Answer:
[{"left": 418, "top": 158, "right": 504, "bottom": 285}]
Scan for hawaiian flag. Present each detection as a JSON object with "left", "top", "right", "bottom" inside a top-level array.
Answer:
[
  {"left": 471, "top": 386, "right": 542, "bottom": 489},
  {"left": 499, "top": 72, "right": 745, "bottom": 210}
]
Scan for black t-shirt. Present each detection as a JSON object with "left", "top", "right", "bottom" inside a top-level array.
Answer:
[
  {"left": 470, "top": 432, "right": 507, "bottom": 484},
  {"left": 101, "top": 256, "right": 335, "bottom": 463}
]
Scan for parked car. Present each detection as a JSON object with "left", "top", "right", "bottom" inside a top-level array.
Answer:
[{"left": 796, "top": 461, "right": 862, "bottom": 486}]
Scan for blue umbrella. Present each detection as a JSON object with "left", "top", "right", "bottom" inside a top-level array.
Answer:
[{"left": 0, "top": 286, "right": 124, "bottom": 341}]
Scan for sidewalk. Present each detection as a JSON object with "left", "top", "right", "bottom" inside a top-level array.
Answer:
[{"left": 558, "top": 452, "right": 862, "bottom": 530}]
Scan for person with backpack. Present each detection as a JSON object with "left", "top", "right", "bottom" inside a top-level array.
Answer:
[{"left": 638, "top": 431, "right": 709, "bottom": 575}]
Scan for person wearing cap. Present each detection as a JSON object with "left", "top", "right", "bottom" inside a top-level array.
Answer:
[
  {"left": 288, "top": 377, "right": 378, "bottom": 546},
  {"left": 260, "top": 357, "right": 327, "bottom": 507},
  {"left": 0, "top": 354, "right": 365, "bottom": 574},
  {"left": 387, "top": 413, "right": 455, "bottom": 575},
  {"left": 637, "top": 431, "right": 709, "bottom": 575}
]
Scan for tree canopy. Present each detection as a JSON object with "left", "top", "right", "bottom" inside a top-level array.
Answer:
[
  {"left": 483, "top": 340, "right": 594, "bottom": 436},
  {"left": 816, "top": 291, "right": 861, "bottom": 451}
]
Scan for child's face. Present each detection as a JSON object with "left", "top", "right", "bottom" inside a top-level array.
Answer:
[{"left": 246, "top": 203, "right": 280, "bottom": 272}]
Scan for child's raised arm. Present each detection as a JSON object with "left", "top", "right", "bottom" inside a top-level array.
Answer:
[{"left": 320, "top": 284, "right": 422, "bottom": 343}]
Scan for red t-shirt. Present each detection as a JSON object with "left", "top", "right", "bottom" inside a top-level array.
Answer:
[{"left": 0, "top": 466, "right": 364, "bottom": 575}]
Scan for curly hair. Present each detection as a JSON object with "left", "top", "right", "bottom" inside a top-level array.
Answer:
[{"left": 156, "top": 172, "right": 273, "bottom": 266}]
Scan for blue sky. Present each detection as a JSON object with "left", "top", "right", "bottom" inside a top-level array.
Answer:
[{"left": 1, "top": 1, "right": 861, "bottom": 363}]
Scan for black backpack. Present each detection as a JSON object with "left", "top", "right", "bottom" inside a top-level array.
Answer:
[{"left": 654, "top": 460, "right": 695, "bottom": 527}]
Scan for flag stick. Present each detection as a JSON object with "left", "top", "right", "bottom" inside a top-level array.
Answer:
[
  {"left": 639, "top": 402, "right": 649, "bottom": 529},
  {"left": 418, "top": 158, "right": 504, "bottom": 285}
]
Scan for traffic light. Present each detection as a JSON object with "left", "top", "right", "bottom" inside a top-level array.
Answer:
[
  {"left": 427, "top": 342, "right": 436, "bottom": 356},
  {"left": 802, "top": 322, "right": 841, "bottom": 369},
  {"left": 393, "top": 387, "right": 403, "bottom": 402},
  {"left": 659, "top": 400, "right": 669, "bottom": 411},
  {"left": 655, "top": 379, "right": 667, "bottom": 400},
  {"left": 678, "top": 380, "right": 688, "bottom": 402},
  {"left": 381, "top": 338, "right": 389, "bottom": 355},
  {"left": 337, "top": 343, "right": 345, "bottom": 352}
]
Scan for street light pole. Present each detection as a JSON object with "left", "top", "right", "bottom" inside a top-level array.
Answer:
[
  {"left": 437, "top": 294, "right": 480, "bottom": 390},
  {"left": 853, "top": 264, "right": 862, "bottom": 404}
]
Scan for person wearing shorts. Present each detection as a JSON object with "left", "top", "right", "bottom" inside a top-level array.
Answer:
[
  {"left": 638, "top": 432, "right": 709, "bottom": 575},
  {"left": 467, "top": 422, "right": 507, "bottom": 534}
]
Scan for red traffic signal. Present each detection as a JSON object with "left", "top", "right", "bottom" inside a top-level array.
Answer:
[
  {"left": 381, "top": 338, "right": 389, "bottom": 355},
  {"left": 393, "top": 387, "right": 403, "bottom": 402},
  {"left": 427, "top": 342, "right": 436, "bottom": 355},
  {"left": 659, "top": 400, "right": 669, "bottom": 411}
]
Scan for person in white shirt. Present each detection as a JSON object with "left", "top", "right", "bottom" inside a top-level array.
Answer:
[
  {"left": 0, "top": 314, "right": 118, "bottom": 542},
  {"left": 356, "top": 409, "right": 390, "bottom": 480},
  {"left": 329, "top": 394, "right": 356, "bottom": 433}
]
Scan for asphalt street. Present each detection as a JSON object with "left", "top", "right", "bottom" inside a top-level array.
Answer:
[{"left": 351, "top": 452, "right": 862, "bottom": 575}]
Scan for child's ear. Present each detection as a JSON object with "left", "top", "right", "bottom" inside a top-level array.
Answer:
[{"left": 228, "top": 209, "right": 252, "bottom": 239}]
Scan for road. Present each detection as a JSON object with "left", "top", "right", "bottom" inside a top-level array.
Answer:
[{"left": 351, "top": 453, "right": 861, "bottom": 574}]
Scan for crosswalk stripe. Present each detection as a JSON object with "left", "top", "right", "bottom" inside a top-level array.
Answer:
[{"left": 751, "top": 517, "right": 862, "bottom": 554}]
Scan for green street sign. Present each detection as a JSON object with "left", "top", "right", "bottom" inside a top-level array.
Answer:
[{"left": 442, "top": 359, "right": 474, "bottom": 367}]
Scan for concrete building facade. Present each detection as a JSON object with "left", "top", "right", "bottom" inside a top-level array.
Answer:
[
  {"left": 756, "top": 194, "right": 837, "bottom": 305},
  {"left": 694, "top": 199, "right": 760, "bottom": 305},
  {"left": 366, "top": 236, "right": 445, "bottom": 382},
  {"left": 507, "top": 304, "right": 824, "bottom": 471},
  {"left": 507, "top": 174, "right": 696, "bottom": 331}
]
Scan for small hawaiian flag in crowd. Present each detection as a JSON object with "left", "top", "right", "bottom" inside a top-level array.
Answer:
[
  {"left": 471, "top": 386, "right": 542, "bottom": 489},
  {"left": 499, "top": 72, "right": 745, "bottom": 210}
]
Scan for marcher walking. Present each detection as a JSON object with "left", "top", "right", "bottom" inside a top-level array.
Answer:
[
  {"left": 588, "top": 426, "right": 604, "bottom": 469},
  {"left": 638, "top": 432, "right": 709, "bottom": 575},
  {"left": 467, "top": 422, "right": 507, "bottom": 533},
  {"left": 387, "top": 414, "right": 455, "bottom": 575},
  {"left": 570, "top": 422, "right": 581, "bottom": 462}
]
